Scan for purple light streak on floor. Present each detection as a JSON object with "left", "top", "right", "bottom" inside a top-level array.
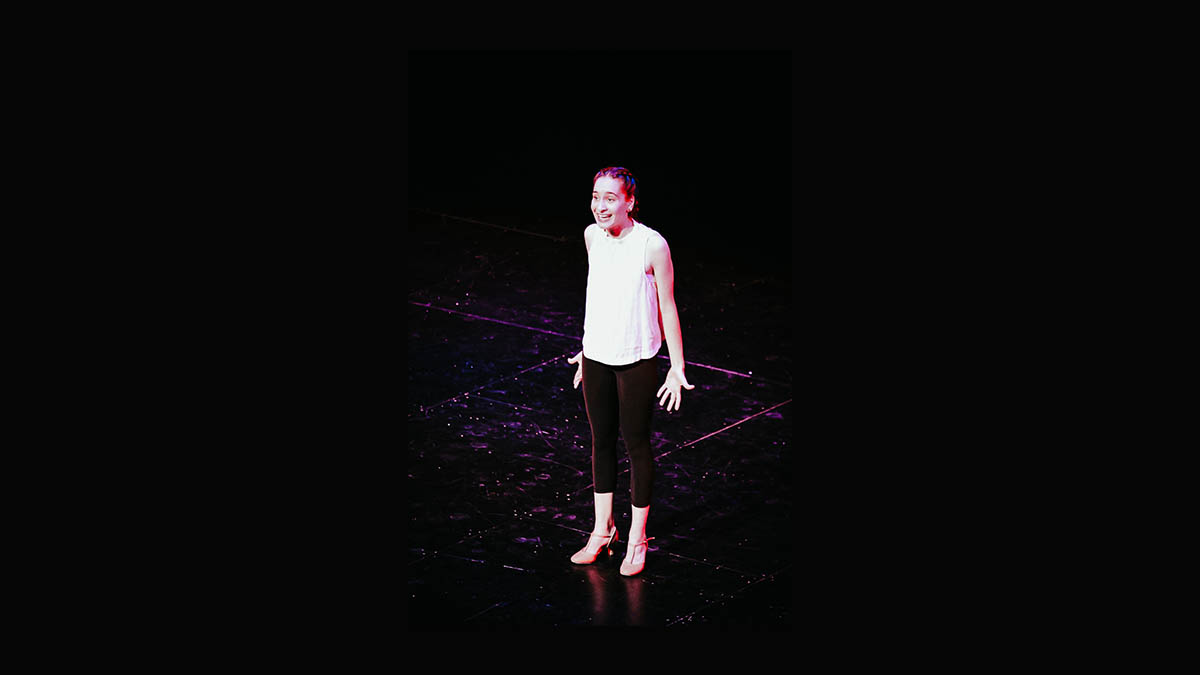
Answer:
[
  {"left": 411, "top": 300, "right": 767, "bottom": 381},
  {"left": 679, "top": 399, "right": 793, "bottom": 449},
  {"left": 409, "top": 301, "right": 580, "bottom": 340}
]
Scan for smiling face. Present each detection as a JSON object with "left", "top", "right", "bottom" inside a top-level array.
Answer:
[{"left": 591, "top": 176, "right": 636, "bottom": 231}]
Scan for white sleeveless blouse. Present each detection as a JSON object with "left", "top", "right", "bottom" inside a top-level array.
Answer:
[{"left": 582, "top": 220, "right": 663, "bottom": 366}]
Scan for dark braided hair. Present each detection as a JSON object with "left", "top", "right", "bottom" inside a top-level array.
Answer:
[{"left": 593, "top": 166, "right": 639, "bottom": 222}]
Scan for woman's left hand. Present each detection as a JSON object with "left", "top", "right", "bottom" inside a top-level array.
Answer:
[{"left": 657, "top": 367, "right": 695, "bottom": 412}]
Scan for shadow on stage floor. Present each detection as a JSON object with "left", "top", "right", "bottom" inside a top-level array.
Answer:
[{"left": 406, "top": 207, "right": 794, "bottom": 629}]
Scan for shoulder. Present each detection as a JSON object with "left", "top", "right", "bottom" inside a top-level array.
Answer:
[
  {"left": 644, "top": 228, "right": 669, "bottom": 255},
  {"left": 584, "top": 223, "right": 598, "bottom": 251}
]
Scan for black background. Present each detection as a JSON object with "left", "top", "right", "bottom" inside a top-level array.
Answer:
[{"left": 407, "top": 50, "right": 792, "bottom": 261}]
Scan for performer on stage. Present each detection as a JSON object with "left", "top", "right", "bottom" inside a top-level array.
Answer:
[{"left": 567, "top": 166, "right": 694, "bottom": 577}]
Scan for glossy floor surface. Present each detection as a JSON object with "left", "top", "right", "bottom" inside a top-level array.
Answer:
[{"left": 406, "top": 207, "right": 794, "bottom": 629}]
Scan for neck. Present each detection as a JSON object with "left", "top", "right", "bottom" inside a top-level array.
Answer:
[{"left": 606, "top": 218, "right": 634, "bottom": 238}]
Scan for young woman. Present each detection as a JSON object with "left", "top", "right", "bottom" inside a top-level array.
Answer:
[{"left": 566, "top": 167, "right": 694, "bottom": 577}]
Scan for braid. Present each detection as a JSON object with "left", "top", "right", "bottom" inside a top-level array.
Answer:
[{"left": 593, "top": 166, "right": 639, "bottom": 221}]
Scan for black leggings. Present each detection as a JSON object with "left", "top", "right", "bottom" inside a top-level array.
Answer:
[{"left": 581, "top": 355, "right": 657, "bottom": 508}]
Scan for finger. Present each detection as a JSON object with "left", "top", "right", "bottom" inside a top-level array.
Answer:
[
  {"left": 659, "top": 390, "right": 670, "bottom": 407},
  {"left": 683, "top": 382, "right": 695, "bottom": 390},
  {"left": 657, "top": 384, "right": 667, "bottom": 398}
]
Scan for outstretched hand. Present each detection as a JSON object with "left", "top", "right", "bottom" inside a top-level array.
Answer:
[
  {"left": 567, "top": 351, "right": 584, "bottom": 389},
  {"left": 657, "top": 366, "right": 695, "bottom": 412}
]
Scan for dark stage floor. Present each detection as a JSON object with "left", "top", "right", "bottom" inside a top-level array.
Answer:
[{"left": 406, "top": 207, "right": 794, "bottom": 629}]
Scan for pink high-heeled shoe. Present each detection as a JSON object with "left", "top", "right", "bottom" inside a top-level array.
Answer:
[
  {"left": 619, "top": 537, "right": 654, "bottom": 576},
  {"left": 570, "top": 527, "right": 618, "bottom": 565}
]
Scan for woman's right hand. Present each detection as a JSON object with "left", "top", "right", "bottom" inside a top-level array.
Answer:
[{"left": 567, "top": 351, "right": 583, "bottom": 389}]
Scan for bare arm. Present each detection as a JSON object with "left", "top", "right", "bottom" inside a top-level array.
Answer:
[{"left": 648, "top": 234, "right": 693, "bottom": 410}]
